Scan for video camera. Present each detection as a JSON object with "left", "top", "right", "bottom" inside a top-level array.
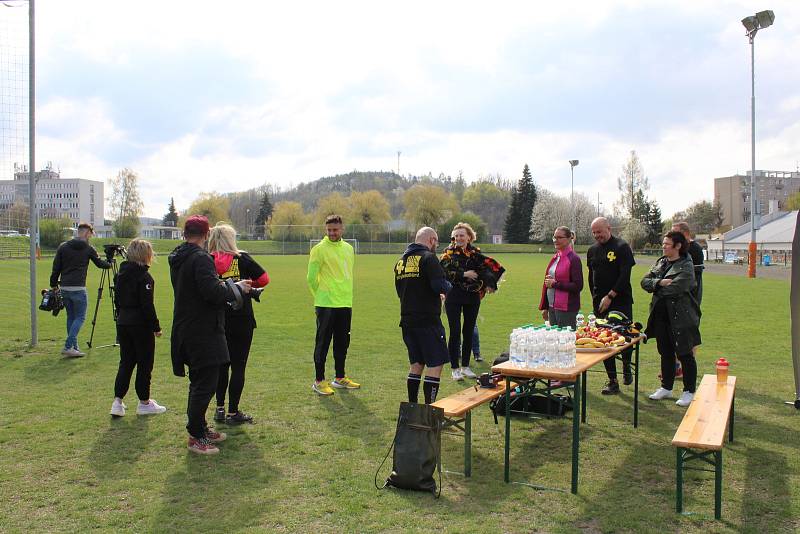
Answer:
[
  {"left": 224, "top": 279, "right": 265, "bottom": 311},
  {"left": 39, "top": 288, "right": 64, "bottom": 316},
  {"left": 103, "top": 243, "right": 127, "bottom": 262}
]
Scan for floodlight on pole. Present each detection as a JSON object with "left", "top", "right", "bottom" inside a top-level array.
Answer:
[
  {"left": 741, "top": 9, "right": 775, "bottom": 279},
  {"left": 569, "top": 160, "right": 579, "bottom": 231}
]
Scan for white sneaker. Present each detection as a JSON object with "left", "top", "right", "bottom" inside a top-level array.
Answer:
[
  {"left": 136, "top": 399, "right": 167, "bottom": 415},
  {"left": 451, "top": 368, "right": 463, "bottom": 381},
  {"left": 110, "top": 399, "right": 125, "bottom": 417},
  {"left": 62, "top": 348, "right": 85, "bottom": 358},
  {"left": 649, "top": 387, "right": 673, "bottom": 400},
  {"left": 676, "top": 391, "right": 694, "bottom": 407},
  {"left": 461, "top": 366, "right": 477, "bottom": 379}
]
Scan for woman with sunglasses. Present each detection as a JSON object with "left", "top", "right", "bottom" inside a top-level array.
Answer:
[{"left": 538, "top": 226, "right": 583, "bottom": 329}]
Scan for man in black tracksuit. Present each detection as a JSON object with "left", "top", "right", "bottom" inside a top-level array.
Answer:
[
  {"left": 168, "top": 215, "right": 251, "bottom": 455},
  {"left": 49, "top": 222, "right": 111, "bottom": 357},
  {"left": 395, "top": 227, "right": 452, "bottom": 404},
  {"left": 587, "top": 217, "right": 636, "bottom": 395}
]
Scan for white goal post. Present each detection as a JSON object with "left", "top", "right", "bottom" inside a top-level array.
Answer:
[{"left": 310, "top": 238, "right": 359, "bottom": 253}]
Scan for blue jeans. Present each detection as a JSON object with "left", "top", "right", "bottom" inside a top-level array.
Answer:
[{"left": 62, "top": 289, "right": 88, "bottom": 350}]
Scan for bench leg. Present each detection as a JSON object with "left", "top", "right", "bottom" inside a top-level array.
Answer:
[
  {"left": 571, "top": 372, "right": 581, "bottom": 494},
  {"left": 464, "top": 411, "right": 472, "bottom": 477},
  {"left": 729, "top": 395, "right": 735, "bottom": 443},
  {"left": 676, "top": 447, "right": 684, "bottom": 514},
  {"left": 581, "top": 370, "right": 587, "bottom": 424},
  {"left": 715, "top": 450, "right": 722, "bottom": 520},
  {"left": 633, "top": 342, "right": 640, "bottom": 428}
]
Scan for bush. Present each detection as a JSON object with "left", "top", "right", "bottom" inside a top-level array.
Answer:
[{"left": 39, "top": 217, "right": 74, "bottom": 248}]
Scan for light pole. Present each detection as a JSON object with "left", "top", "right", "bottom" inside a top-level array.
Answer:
[
  {"left": 742, "top": 9, "right": 775, "bottom": 279},
  {"left": 245, "top": 208, "right": 250, "bottom": 239},
  {"left": 569, "top": 160, "right": 579, "bottom": 231}
]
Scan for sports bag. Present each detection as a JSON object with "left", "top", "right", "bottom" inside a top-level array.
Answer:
[{"left": 375, "top": 402, "right": 444, "bottom": 497}]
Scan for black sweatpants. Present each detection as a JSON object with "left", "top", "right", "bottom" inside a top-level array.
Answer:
[
  {"left": 114, "top": 324, "right": 155, "bottom": 401},
  {"left": 186, "top": 364, "right": 220, "bottom": 439},
  {"left": 445, "top": 299, "right": 480, "bottom": 369},
  {"left": 313, "top": 307, "right": 351, "bottom": 382},
  {"left": 656, "top": 325, "right": 697, "bottom": 393},
  {"left": 216, "top": 323, "right": 254, "bottom": 413}
]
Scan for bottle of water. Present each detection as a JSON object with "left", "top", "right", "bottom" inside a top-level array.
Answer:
[
  {"left": 509, "top": 329, "right": 521, "bottom": 367},
  {"left": 576, "top": 312, "right": 585, "bottom": 329},
  {"left": 588, "top": 313, "right": 597, "bottom": 329},
  {"left": 557, "top": 328, "right": 568, "bottom": 368},
  {"left": 566, "top": 327, "right": 576, "bottom": 366}
]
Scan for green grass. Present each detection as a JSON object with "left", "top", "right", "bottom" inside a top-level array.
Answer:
[{"left": 0, "top": 253, "right": 796, "bottom": 533}]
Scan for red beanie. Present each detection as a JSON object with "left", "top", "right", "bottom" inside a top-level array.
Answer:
[{"left": 184, "top": 215, "right": 210, "bottom": 236}]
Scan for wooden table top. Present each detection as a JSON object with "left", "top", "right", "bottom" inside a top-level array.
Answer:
[
  {"left": 491, "top": 337, "right": 643, "bottom": 381},
  {"left": 432, "top": 380, "right": 516, "bottom": 417},
  {"left": 672, "top": 374, "right": 737, "bottom": 451}
]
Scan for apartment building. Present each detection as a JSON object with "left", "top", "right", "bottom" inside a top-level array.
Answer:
[
  {"left": 0, "top": 166, "right": 104, "bottom": 227},
  {"left": 714, "top": 170, "right": 800, "bottom": 229}
]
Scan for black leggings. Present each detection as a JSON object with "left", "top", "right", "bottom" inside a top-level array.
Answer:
[
  {"left": 445, "top": 299, "right": 480, "bottom": 368},
  {"left": 216, "top": 324, "right": 254, "bottom": 413},
  {"left": 187, "top": 364, "right": 219, "bottom": 439},
  {"left": 656, "top": 326, "right": 697, "bottom": 393},
  {"left": 114, "top": 325, "right": 155, "bottom": 401}
]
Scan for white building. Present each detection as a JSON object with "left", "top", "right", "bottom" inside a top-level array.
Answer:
[
  {"left": 0, "top": 166, "right": 104, "bottom": 227},
  {"left": 706, "top": 210, "right": 797, "bottom": 264}
]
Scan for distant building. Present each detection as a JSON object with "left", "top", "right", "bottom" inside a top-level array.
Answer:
[
  {"left": 0, "top": 165, "right": 104, "bottom": 227},
  {"left": 706, "top": 210, "right": 797, "bottom": 263},
  {"left": 714, "top": 170, "right": 800, "bottom": 229}
]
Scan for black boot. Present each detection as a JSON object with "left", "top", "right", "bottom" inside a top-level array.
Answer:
[{"left": 601, "top": 379, "right": 620, "bottom": 395}]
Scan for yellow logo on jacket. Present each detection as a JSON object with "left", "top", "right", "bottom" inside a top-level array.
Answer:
[{"left": 606, "top": 251, "right": 617, "bottom": 262}]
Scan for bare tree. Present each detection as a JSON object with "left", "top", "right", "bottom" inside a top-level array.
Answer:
[{"left": 615, "top": 151, "right": 649, "bottom": 219}]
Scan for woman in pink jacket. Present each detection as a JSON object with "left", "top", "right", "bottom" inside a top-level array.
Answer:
[{"left": 538, "top": 226, "right": 584, "bottom": 329}]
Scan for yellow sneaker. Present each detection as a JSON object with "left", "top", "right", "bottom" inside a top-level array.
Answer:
[
  {"left": 331, "top": 376, "right": 361, "bottom": 389},
  {"left": 312, "top": 380, "right": 335, "bottom": 396}
]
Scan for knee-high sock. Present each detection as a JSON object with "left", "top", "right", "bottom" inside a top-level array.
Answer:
[
  {"left": 407, "top": 373, "right": 421, "bottom": 403},
  {"left": 423, "top": 376, "right": 440, "bottom": 404}
]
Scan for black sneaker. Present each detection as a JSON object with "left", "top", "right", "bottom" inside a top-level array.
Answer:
[
  {"left": 623, "top": 373, "right": 634, "bottom": 386},
  {"left": 601, "top": 380, "right": 620, "bottom": 395},
  {"left": 225, "top": 411, "right": 254, "bottom": 424},
  {"left": 213, "top": 407, "right": 226, "bottom": 422},
  {"left": 473, "top": 354, "right": 484, "bottom": 362}
]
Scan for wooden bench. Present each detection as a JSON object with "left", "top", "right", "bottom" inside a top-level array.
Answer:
[
  {"left": 432, "top": 380, "right": 515, "bottom": 477},
  {"left": 672, "top": 374, "right": 737, "bottom": 519}
]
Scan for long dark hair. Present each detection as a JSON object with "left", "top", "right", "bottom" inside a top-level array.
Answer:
[{"left": 665, "top": 231, "right": 688, "bottom": 257}]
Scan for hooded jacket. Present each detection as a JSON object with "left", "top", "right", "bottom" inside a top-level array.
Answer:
[
  {"left": 395, "top": 243, "right": 452, "bottom": 328},
  {"left": 49, "top": 238, "right": 111, "bottom": 288},
  {"left": 113, "top": 261, "right": 160, "bottom": 332},
  {"left": 168, "top": 242, "right": 234, "bottom": 376},
  {"left": 641, "top": 255, "right": 701, "bottom": 355}
]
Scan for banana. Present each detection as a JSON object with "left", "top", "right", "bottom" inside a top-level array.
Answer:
[{"left": 576, "top": 337, "right": 595, "bottom": 345}]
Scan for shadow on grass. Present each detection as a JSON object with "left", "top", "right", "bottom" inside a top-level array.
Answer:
[
  {"left": 89, "top": 415, "right": 152, "bottom": 479},
  {"left": 319, "top": 391, "right": 387, "bottom": 449},
  {"left": 23, "top": 353, "right": 82, "bottom": 384},
  {"left": 151, "top": 431, "right": 278, "bottom": 532},
  {"left": 743, "top": 446, "right": 792, "bottom": 532}
]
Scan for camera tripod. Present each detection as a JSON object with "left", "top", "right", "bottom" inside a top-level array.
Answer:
[{"left": 87, "top": 256, "right": 120, "bottom": 349}]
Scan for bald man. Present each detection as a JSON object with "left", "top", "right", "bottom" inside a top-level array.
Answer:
[
  {"left": 395, "top": 227, "right": 452, "bottom": 404},
  {"left": 587, "top": 217, "right": 636, "bottom": 395}
]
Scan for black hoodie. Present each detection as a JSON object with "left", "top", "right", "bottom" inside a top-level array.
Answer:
[
  {"left": 168, "top": 242, "right": 234, "bottom": 376},
  {"left": 49, "top": 238, "right": 111, "bottom": 287},
  {"left": 113, "top": 261, "right": 160, "bottom": 332},
  {"left": 394, "top": 243, "right": 452, "bottom": 328}
]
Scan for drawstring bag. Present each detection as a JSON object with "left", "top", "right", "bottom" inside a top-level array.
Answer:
[{"left": 375, "top": 402, "right": 444, "bottom": 497}]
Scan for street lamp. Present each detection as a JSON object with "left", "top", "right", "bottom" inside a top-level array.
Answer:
[
  {"left": 245, "top": 208, "right": 250, "bottom": 239},
  {"left": 742, "top": 9, "right": 775, "bottom": 279},
  {"left": 569, "top": 160, "right": 579, "bottom": 231}
]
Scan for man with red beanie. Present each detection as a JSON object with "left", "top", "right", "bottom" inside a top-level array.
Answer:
[{"left": 168, "top": 215, "right": 251, "bottom": 454}]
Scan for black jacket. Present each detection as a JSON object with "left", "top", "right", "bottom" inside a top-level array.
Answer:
[
  {"left": 168, "top": 242, "right": 235, "bottom": 376},
  {"left": 113, "top": 261, "right": 160, "bottom": 332},
  {"left": 50, "top": 238, "right": 111, "bottom": 287},
  {"left": 587, "top": 235, "right": 635, "bottom": 311},
  {"left": 395, "top": 243, "right": 452, "bottom": 328},
  {"left": 641, "top": 255, "right": 701, "bottom": 355}
]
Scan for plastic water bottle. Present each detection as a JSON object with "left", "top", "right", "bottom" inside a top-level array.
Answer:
[
  {"left": 576, "top": 312, "right": 585, "bottom": 329},
  {"left": 588, "top": 313, "right": 597, "bottom": 328},
  {"left": 565, "top": 327, "right": 576, "bottom": 367}
]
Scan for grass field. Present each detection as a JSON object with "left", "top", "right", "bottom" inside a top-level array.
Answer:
[{"left": 0, "top": 253, "right": 796, "bottom": 533}]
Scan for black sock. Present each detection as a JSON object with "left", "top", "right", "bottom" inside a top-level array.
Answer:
[
  {"left": 407, "top": 373, "right": 421, "bottom": 403},
  {"left": 423, "top": 376, "right": 440, "bottom": 404}
]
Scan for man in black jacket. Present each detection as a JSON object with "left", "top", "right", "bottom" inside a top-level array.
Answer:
[
  {"left": 395, "top": 227, "right": 452, "bottom": 404},
  {"left": 49, "top": 222, "right": 111, "bottom": 357},
  {"left": 168, "top": 215, "right": 251, "bottom": 455},
  {"left": 587, "top": 217, "right": 636, "bottom": 395}
]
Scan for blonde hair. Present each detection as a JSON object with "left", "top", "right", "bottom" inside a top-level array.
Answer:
[
  {"left": 207, "top": 223, "right": 242, "bottom": 254},
  {"left": 452, "top": 222, "right": 476, "bottom": 243},
  {"left": 126, "top": 239, "right": 154, "bottom": 266}
]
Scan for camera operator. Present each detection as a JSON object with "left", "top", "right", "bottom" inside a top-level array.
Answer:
[
  {"left": 208, "top": 223, "right": 270, "bottom": 425},
  {"left": 169, "top": 215, "right": 252, "bottom": 455},
  {"left": 49, "top": 222, "right": 111, "bottom": 358},
  {"left": 109, "top": 239, "right": 167, "bottom": 417}
]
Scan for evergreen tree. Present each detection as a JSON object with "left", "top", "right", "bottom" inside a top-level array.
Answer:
[
  {"left": 162, "top": 197, "right": 179, "bottom": 226},
  {"left": 645, "top": 200, "right": 662, "bottom": 245},
  {"left": 503, "top": 164, "right": 537, "bottom": 243},
  {"left": 255, "top": 190, "right": 274, "bottom": 237}
]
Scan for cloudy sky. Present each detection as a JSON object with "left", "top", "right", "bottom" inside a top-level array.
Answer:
[{"left": 2, "top": 0, "right": 799, "bottom": 219}]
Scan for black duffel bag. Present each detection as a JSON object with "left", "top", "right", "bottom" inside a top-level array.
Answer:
[
  {"left": 375, "top": 402, "right": 444, "bottom": 497},
  {"left": 490, "top": 391, "right": 573, "bottom": 422}
]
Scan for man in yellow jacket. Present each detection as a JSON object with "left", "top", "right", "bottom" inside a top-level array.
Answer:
[{"left": 307, "top": 214, "right": 360, "bottom": 395}]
